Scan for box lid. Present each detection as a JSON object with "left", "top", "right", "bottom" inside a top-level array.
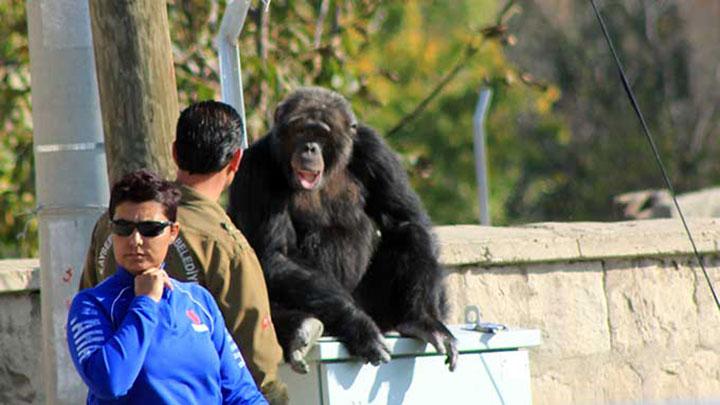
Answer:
[{"left": 306, "top": 325, "right": 542, "bottom": 361}]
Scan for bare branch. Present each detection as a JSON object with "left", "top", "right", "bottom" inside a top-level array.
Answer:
[
  {"left": 689, "top": 105, "right": 716, "bottom": 157},
  {"left": 386, "top": 36, "right": 487, "bottom": 137},
  {"left": 255, "top": 5, "right": 271, "bottom": 137},
  {"left": 314, "top": 0, "right": 330, "bottom": 49},
  {"left": 311, "top": 0, "right": 331, "bottom": 79},
  {"left": 387, "top": 0, "right": 520, "bottom": 137},
  {"left": 255, "top": 6, "right": 269, "bottom": 62}
]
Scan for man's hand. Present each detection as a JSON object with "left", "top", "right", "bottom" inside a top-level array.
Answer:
[{"left": 134, "top": 268, "right": 172, "bottom": 302}]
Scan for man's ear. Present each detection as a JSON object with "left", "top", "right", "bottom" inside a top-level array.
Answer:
[{"left": 228, "top": 148, "right": 243, "bottom": 173}]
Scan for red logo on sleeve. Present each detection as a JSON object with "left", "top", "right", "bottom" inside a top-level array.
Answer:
[
  {"left": 186, "top": 309, "right": 201, "bottom": 324},
  {"left": 186, "top": 309, "right": 209, "bottom": 332},
  {"left": 261, "top": 315, "right": 272, "bottom": 330}
]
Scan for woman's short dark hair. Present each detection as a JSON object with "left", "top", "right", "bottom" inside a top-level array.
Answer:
[
  {"left": 174, "top": 101, "right": 243, "bottom": 174},
  {"left": 108, "top": 169, "right": 181, "bottom": 222}
]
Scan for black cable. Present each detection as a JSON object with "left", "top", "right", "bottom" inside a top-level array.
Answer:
[{"left": 589, "top": 0, "right": 720, "bottom": 312}]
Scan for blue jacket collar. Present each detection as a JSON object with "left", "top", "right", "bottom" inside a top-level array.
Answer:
[{"left": 115, "top": 266, "right": 135, "bottom": 284}]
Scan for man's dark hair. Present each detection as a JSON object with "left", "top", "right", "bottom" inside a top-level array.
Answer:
[
  {"left": 175, "top": 101, "right": 243, "bottom": 174},
  {"left": 109, "top": 169, "right": 182, "bottom": 221}
]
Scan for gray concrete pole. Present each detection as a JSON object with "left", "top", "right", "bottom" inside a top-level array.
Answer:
[
  {"left": 26, "top": 1, "right": 109, "bottom": 403},
  {"left": 473, "top": 88, "right": 493, "bottom": 225}
]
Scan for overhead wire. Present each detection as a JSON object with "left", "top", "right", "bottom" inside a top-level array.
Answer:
[{"left": 588, "top": 0, "right": 720, "bottom": 312}]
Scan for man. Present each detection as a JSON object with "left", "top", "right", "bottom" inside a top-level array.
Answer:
[{"left": 80, "top": 101, "right": 287, "bottom": 404}]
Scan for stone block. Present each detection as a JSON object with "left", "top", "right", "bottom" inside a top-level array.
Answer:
[
  {"left": 532, "top": 371, "right": 573, "bottom": 405},
  {"left": 0, "top": 259, "right": 40, "bottom": 293},
  {"left": 526, "top": 262, "right": 610, "bottom": 357},
  {"left": 0, "top": 293, "right": 42, "bottom": 404},
  {"left": 445, "top": 266, "right": 532, "bottom": 328},
  {"left": 605, "top": 259, "right": 699, "bottom": 357},
  {"left": 597, "top": 360, "right": 643, "bottom": 403},
  {"left": 436, "top": 225, "right": 580, "bottom": 267},
  {"left": 436, "top": 219, "right": 720, "bottom": 267},
  {"left": 695, "top": 257, "right": 720, "bottom": 349}
]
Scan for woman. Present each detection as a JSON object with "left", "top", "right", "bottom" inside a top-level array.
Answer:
[{"left": 67, "top": 169, "right": 267, "bottom": 404}]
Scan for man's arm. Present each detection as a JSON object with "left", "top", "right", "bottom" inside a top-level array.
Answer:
[
  {"left": 204, "top": 241, "right": 287, "bottom": 404},
  {"left": 203, "top": 288, "right": 268, "bottom": 405}
]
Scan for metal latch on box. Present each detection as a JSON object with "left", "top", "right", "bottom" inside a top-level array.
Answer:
[{"left": 464, "top": 305, "right": 508, "bottom": 334}]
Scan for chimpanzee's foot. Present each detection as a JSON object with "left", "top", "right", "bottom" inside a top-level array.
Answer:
[
  {"left": 342, "top": 314, "right": 392, "bottom": 366},
  {"left": 288, "top": 317, "right": 324, "bottom": 374},
  {"left": 397, "top": 319, "right": 458, "bottom": 371}
]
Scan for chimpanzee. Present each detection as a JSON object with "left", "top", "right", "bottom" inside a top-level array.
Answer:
[{"left": 228, "top": 87, "right": 457, "bottom": 373}]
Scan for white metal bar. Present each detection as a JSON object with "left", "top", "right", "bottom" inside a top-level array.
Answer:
[
  {"left": 473, "top": 88, "right": 493, "bottom": 226},
  {"left": 215, "top": 0, "right": 253, "bottom": 149}
]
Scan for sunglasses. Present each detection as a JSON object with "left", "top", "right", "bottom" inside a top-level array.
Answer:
[{"left": 110, "top": 219, "right": 173, "bottom": 237}]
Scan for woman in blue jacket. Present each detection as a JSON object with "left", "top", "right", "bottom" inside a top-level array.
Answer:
[{"left": 67, "top": 169, "right": 267, "bottom": 405}]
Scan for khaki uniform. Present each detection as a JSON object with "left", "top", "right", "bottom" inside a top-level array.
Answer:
[{"left": 79, "top": 184, "right": 288, "bottom": 404}]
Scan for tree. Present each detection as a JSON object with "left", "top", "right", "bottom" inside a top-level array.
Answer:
[
  {"left": 0, "top": 2, "right": 35, "bottom": 257},
  {"left": 89, "top": 0, "right": 179, "bottom": 185},
  {"left": 500, "top": 0, "right": 720, "bottom": 221},
  {"left": 168, "top": 0, "right": 558, "bottom": 224},
  {"left": 10, "top": 0, "right": 634, "bottom": 256}
]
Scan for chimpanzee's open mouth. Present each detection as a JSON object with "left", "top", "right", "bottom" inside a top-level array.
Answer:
[{"left": 296, "top": 169, "right": 322, "bottom": 189}]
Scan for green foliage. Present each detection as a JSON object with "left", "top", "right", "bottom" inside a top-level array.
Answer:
[
  {"left": 502, "top": 0, "right": 719, "bottom": 222},
  {"left": 169, "top": 0, "right": 402, "bottom": 138},
  {"left": 1, "top": 0, "right": 561, "bottom": 257},
  {"left": 0, "top": 2, "right": 35, "bottom": 258},
  {"left": 6, "top": 0, "right": 712, "bottom": 256},
  {"left": 168, "top": 0, "right": 558, "bottom": 225}
]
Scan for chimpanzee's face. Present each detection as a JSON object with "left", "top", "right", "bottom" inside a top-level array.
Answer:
[{"left": 272, "top": 88, "right": 357, "bottom": 191}]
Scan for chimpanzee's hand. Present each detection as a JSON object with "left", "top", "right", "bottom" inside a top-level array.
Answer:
[
  {"left": 397, "top": 319, "right": 458, "bottom": 371},
  {"left": 344, "top": 314, "right": 391, "bottom": 366}
]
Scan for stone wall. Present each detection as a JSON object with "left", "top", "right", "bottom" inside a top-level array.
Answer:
[
  {"left": 437, "top": 220, "right": 720, "bottom": 404},
  {"left": 0, "top": 259, "right": 43, "bottom": 404},
  {"left": 2, "top": 219, "right": 720, "bottom": 404}
]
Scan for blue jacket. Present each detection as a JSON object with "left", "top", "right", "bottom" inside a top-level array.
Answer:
[{"left": 67, "top": 267, "right": 268, "bottom": 405}]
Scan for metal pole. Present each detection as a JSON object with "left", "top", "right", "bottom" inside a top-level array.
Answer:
[
  {"left": 473, "top": 88, "right": 493, "bottom": 225},
  {"left": 216, "top": 0, "right": 253, "bottom": 149},
  {"left": 26, "top": 1, "right": 109, "bottom": 403}
]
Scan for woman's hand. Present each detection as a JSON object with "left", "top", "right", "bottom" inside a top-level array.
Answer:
[{"left": 134, "top": 268, "right": 172, "bottom": 302}]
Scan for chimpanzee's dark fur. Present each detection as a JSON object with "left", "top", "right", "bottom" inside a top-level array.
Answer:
[{"left": 228, "top": 87, "right": 457, "bottom": 370}]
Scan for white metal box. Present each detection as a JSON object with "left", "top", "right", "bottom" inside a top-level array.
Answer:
[{"left": 279, "top": 326, "right": 541, "bottom": 405}]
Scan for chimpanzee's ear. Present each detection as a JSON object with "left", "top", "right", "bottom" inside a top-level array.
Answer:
[{"left": 274, "top": 99, "right": 289, "bottom": 127}]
